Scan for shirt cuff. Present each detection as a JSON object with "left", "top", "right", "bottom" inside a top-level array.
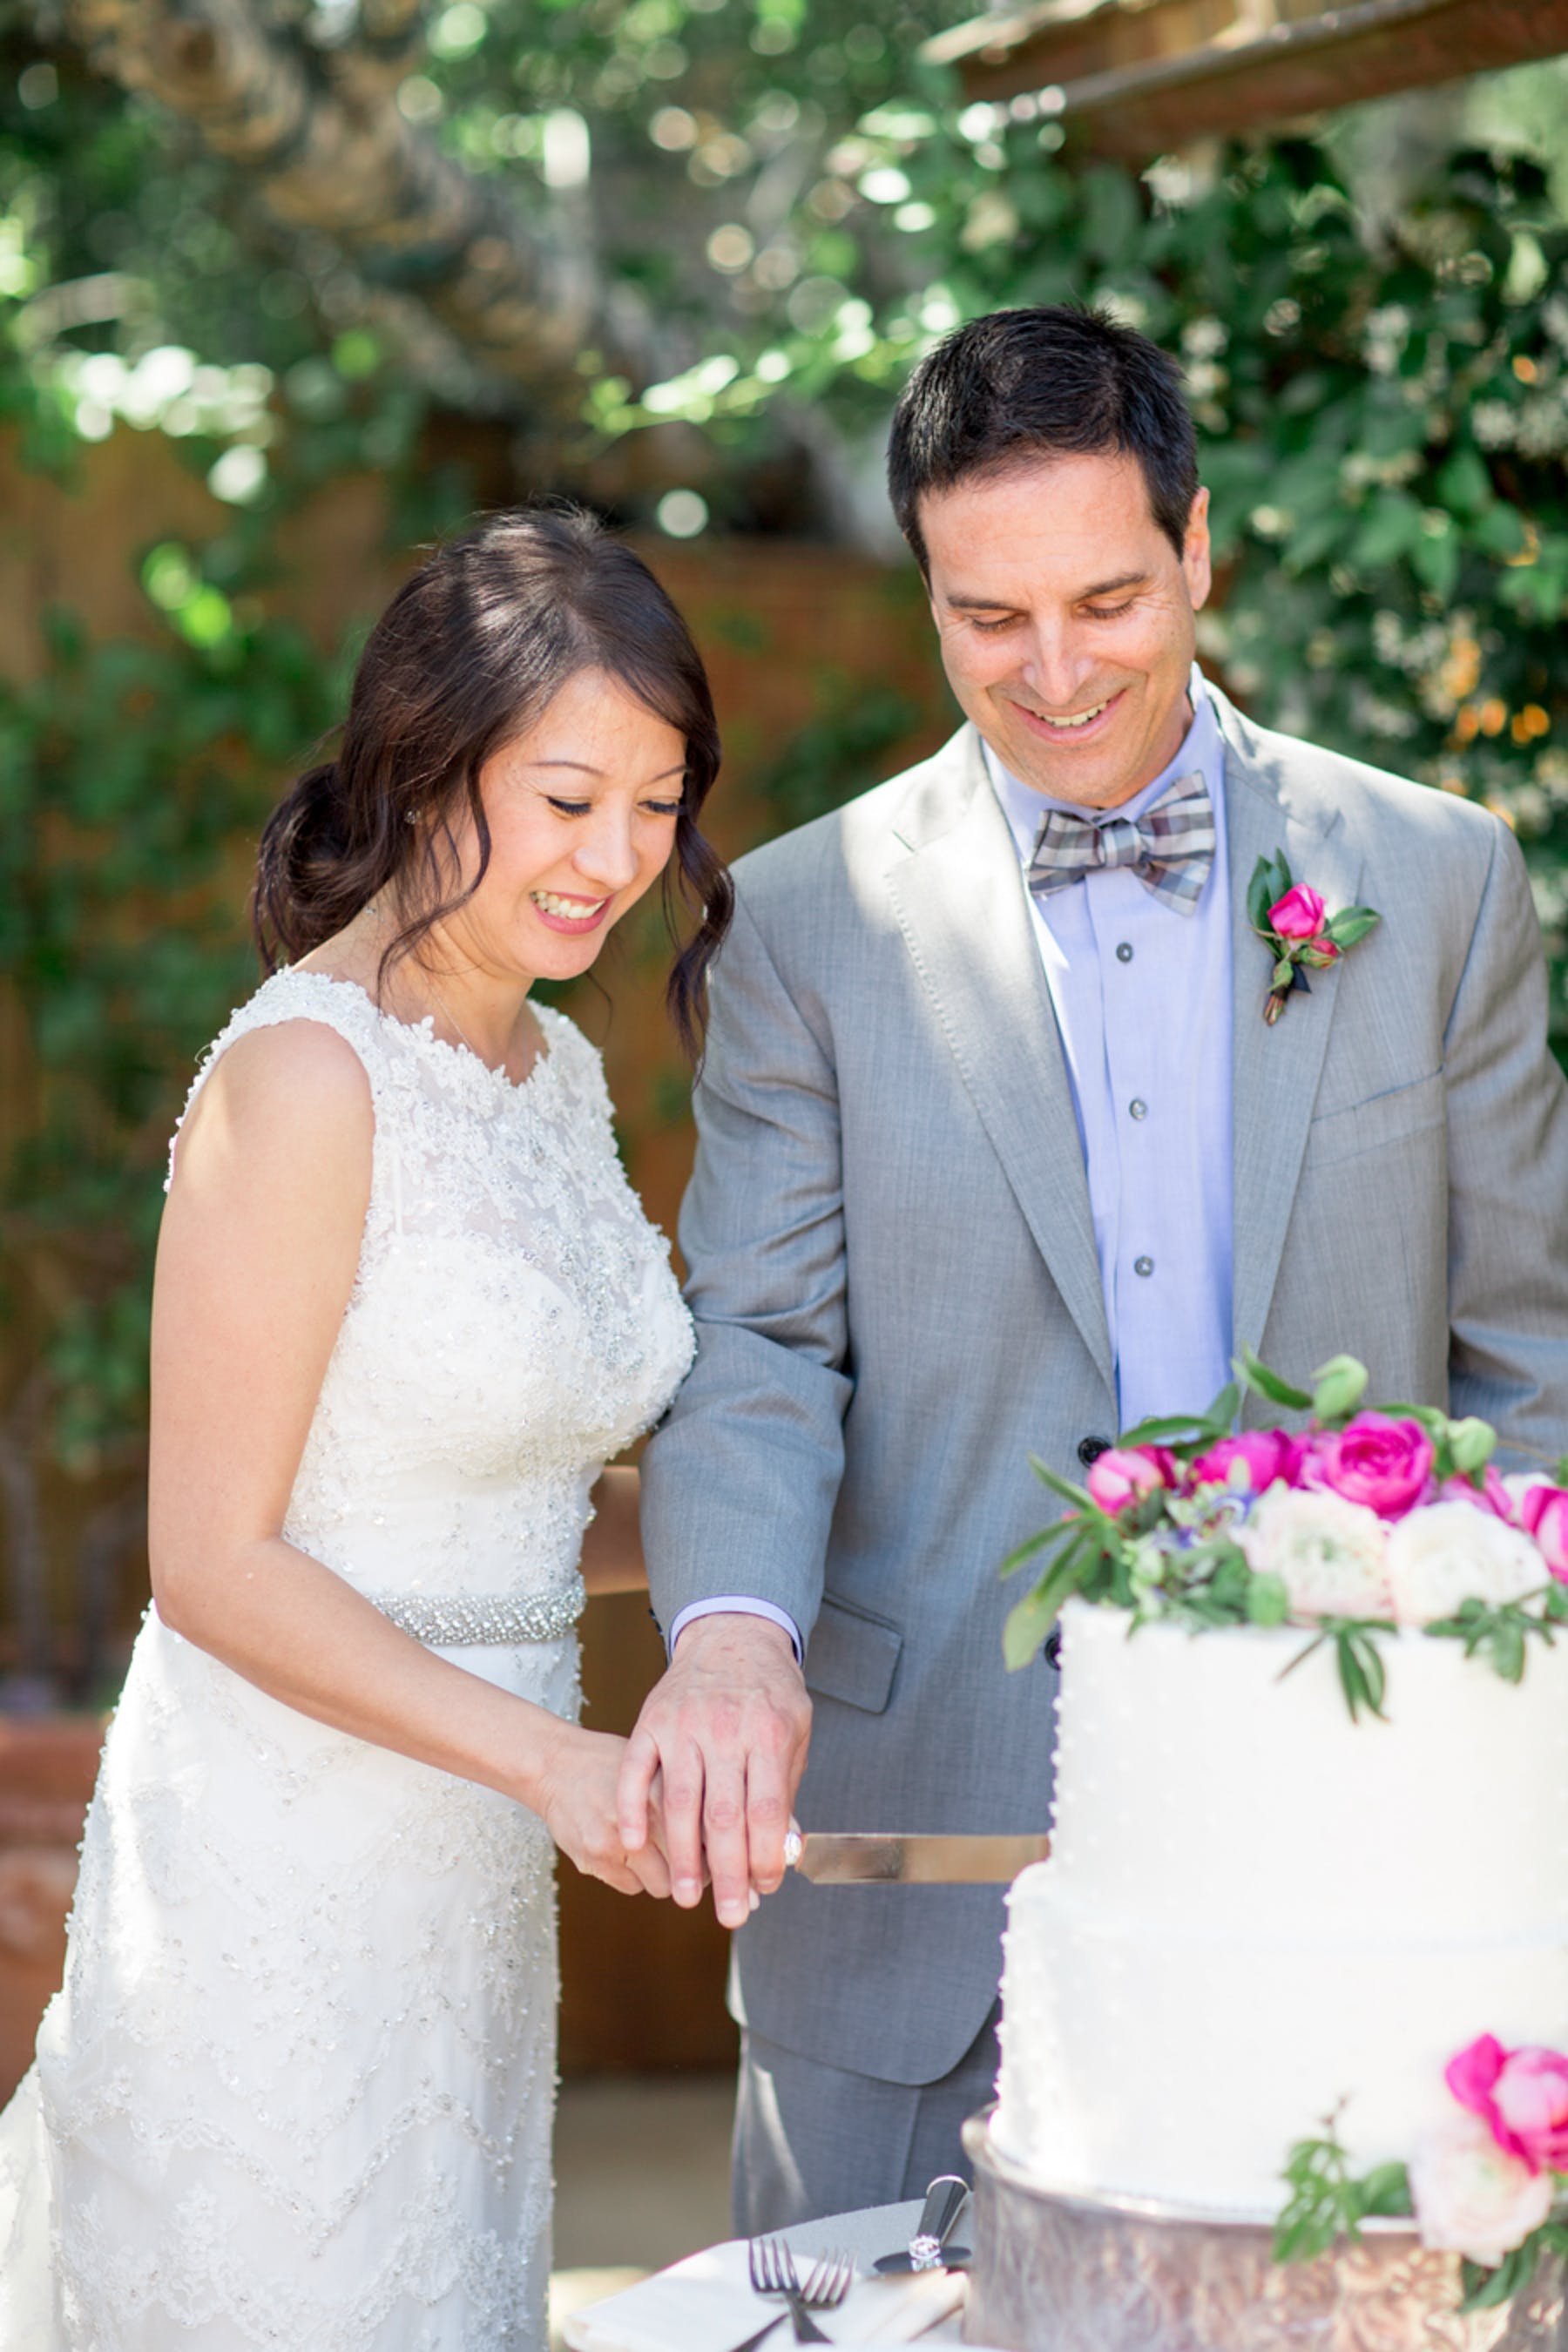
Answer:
[{"left": 667, "top": 1597, "right": 804, "bottom": 1663}]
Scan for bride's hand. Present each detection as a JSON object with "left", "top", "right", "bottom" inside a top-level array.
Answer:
[{"left": 534, "top": 1725, "right": 673, "bottom": 1899}]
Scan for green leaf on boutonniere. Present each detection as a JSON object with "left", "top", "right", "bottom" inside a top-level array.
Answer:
[
  {"left": 1272, "top": 955, "right": 1295, "bottom": 989},
  {"left": 1235, "top": 1347, "right": 1313, "bottom": 1412},
  {"left": 1324, "top": 906, "right": 1381, "bottom": 949},
  {"left": 1247, "top": 853, "right": 1288, "bottom": 931}
]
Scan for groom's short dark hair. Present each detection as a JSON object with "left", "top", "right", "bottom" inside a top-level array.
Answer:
[{"left": 888, "top": 305, "right": 1199, "bottom": 575}]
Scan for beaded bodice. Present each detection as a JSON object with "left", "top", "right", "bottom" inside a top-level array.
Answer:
[{"left": 174, "top": 970, "right": 695, "bottom": 1620}]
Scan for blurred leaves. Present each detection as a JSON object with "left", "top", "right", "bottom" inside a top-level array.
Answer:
[
  {"left": 0, "top": 576, "right": 345, "bottom": 1480},
  {"left": 2, "top": 1, "right": 1568, "bottom": 1671}
]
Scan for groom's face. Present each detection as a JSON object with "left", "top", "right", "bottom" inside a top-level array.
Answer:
[{"left": 921, "top": 449, "right": 1212, "bottom": 810}]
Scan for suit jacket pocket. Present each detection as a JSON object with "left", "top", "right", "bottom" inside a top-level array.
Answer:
[
  {"left": 1305, "top": 1069, "right": 1444, "bottom": 1170},
  {"left": 804, "top": 1592, "right": 903, "bottom": 1714}
]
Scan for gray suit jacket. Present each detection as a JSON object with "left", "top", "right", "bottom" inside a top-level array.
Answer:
[{"left": 641, "top": 682, "right": 1568, "bottom": 2086}]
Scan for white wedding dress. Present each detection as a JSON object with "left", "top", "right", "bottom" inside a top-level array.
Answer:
[{"left": 0, "top": 970, "right": 695, "bottom": 2350}]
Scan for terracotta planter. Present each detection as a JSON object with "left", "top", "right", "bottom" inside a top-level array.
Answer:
[{"left": 0, "top": 1716, "right": 105, "bottom": 2104}]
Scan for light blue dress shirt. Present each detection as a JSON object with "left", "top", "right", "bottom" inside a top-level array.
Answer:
[
  {"left": 668, "top": 673, "right": 1236, "bottom": 1654},
  {"left": 983, "top": 670, "right": 1234, "bottom": 1432}
]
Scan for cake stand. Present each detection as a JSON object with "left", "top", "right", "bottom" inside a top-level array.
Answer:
[{"left": 962, "top": 2113, "right": 1568, "bottom": 2352}]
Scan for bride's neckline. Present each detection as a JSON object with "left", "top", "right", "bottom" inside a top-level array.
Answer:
[{"left": 278, "top": 967, "right": 558, "bottom": 1098}]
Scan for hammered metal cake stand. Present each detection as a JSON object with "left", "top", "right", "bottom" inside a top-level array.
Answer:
[{"left": 962, "top": 2113, "right": 1568, "bottom": 2352}]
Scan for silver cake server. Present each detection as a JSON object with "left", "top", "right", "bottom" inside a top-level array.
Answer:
[
  {"left": 873, "top": 2174, "right": 972, "bottom": 2273},
  {"left": 787, "top": 1832, "right": 1051, "bottom": 1884}
]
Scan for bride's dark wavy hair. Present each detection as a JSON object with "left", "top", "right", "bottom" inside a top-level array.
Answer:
[{"left": 253, "top": 502, "right": 733, "bottom": 1062}]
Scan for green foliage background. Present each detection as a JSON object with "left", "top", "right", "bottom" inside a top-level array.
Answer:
[{"left": 2, "top": 0, "right": 1566, "bottom": 1689}]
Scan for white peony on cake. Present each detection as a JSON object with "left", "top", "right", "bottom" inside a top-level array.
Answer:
[{"left": 990, "top": 1596, "right": 1568, "bottom": 2219}]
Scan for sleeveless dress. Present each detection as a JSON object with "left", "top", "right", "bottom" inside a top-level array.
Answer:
[{"left": 0, "top": 970, "right": 695, "bottom": 2351}]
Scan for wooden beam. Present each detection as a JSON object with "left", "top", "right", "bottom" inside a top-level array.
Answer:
[{"left": 930, "top": 0, "right": 1568, "bottom": 157}]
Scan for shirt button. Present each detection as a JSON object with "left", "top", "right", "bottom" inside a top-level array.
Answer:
[
  {"left": 1134, "top": 1255, "right": 1154, "bottom": 1278},
  {"left": 1129, "top": 1098, "right": 1147, "bottom": 1120},
  {"left": 1116, "top": 942, "right": 1133, "bottom": 963}
]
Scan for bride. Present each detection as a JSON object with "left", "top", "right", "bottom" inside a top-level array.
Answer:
[{"left": 0, "top": 504, "right": 733, "bottom": 2349}]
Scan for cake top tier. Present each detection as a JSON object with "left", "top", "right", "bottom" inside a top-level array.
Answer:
[{"left": 1044, "top": 1600, "right": 1568, "bottom": 1941}]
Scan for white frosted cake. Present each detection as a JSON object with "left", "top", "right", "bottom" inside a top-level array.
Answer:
[{"left": 991, "top": 1598, "right": 1568, "bottom": 2217}]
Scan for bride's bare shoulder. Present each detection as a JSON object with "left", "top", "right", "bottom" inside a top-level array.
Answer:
[{"left": 172, "top": 1008, "right": 375, "bottom": 1198}]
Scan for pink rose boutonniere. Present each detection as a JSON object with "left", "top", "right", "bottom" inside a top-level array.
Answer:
[{"left": 1248, "top": 853, "right": 1381, "bottom": 1024}]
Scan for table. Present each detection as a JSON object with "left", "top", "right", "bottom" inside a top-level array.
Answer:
[{"left": 562, "top": 2196, "right": 990, "bottom": 2351}]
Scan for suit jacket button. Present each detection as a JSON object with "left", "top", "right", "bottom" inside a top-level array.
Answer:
[{"left": 1077, "top": 1436, "right": 1112, "bottom": 1466}]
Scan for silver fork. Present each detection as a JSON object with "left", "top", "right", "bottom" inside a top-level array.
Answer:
[{"left": 745, "top": 2239, "right": 855, "bottom": 2344}]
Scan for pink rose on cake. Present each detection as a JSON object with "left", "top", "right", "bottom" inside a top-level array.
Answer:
[
  {"left": 1189, "top": 1429, "right": 1306, "bottom": 1495},
  {"left": 1085, "top": 1445, "right": 1175, "bottom": 1515},
  {"left": 1237, "top": 1485, "right": 1392, "bottom": 1619},
  {"left": 1436, "top": 1465, "right": 1515, "bottom": 1520},
  {"left": 1308, "top": 1412, "right": 1435, "bottom": 1517},
  {"left": 1384, "top": 1502, "right": 1545, "bottom": 1626},
  {"left": 1409, "top": 2112, "right": 1555, "bottom": 2267},
  {"left": 1511, "top": 1483, "right": 1568, "bottom": 1583},
  {"left": 1446, "top": 2035, "right": 1568, "bottom": 2174}
]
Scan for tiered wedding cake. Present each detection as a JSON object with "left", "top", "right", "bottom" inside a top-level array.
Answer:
[{"left": 990, "top": 1597, "right": 1568, "bottom": 2217}]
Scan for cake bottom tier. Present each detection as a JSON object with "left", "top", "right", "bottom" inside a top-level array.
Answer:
[
  {"left": 994, "top": 1887, "right": 1568, "bottom": 2216},
  {"left": 961, "top": 2117, "right": 1568, "bottom": 2352}
]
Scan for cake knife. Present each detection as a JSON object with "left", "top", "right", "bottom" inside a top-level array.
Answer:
[{"left": 786, "top": 1831, "right": 1051, "bottom": 1883}]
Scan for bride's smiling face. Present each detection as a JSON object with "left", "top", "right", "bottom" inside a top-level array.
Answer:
[{"left": 433, "top": 666, "right": 686, "bottom": 987}]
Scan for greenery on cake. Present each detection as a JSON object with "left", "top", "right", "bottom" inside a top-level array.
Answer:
[
  {"left": 1003, "top": 1350, "right": 1568, "bottom": 1707},
  {"left": 1276, "top": 2038, "right": 1568, "bottom": 2313}
]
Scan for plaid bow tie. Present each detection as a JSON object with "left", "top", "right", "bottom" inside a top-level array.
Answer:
[{"left": 1027, "top": 769, "right": 1216, "bottom": 916}]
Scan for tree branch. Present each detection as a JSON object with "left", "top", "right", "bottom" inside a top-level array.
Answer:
[{"left": 63, "top": 0, "right": 635, "bottom": 409}]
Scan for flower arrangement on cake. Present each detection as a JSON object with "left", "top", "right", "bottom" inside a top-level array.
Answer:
[
  {"left": 994, "top": 1346, "right": 1568, "bottom": 2326},
  {"left": 1279, "top": 2034, "right": 1568, "bottom": 2310},
  {"left": 1003, "top": 1348, "right": 1568, "bottom": 1715}
]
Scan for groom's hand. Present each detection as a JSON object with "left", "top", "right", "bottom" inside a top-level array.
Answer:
[{"left": 618, "top": 1614, "right": 811, "bottom": 1930}]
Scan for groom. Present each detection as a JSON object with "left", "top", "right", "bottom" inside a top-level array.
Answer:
[{"left": 621, "top": 305, "right": 1568, "bottom": 2227}]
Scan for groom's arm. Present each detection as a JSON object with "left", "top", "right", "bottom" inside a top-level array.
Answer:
[
  {"left": 620, "top": 880, "right": 851, "bottom": 1927},
  {"left": 1443, "top": 814, "right": 1568, "bottom": 1453}
]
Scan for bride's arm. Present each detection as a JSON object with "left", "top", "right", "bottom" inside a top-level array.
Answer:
[
  {"left": 150, "top": 1017, "right": 669, "bottom": 1898},
  {"left": 581, "top": 1466, "right": 645, "bottom": 1594}
]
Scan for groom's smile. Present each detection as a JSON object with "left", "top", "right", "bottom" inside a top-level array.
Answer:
[{"left": 922, "top": 449, "right": 1213, "bottom": 811}]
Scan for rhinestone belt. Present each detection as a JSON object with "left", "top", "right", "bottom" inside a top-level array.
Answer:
[{"left": 366, "top": 1577, "right": 586, "bottom": 1648}]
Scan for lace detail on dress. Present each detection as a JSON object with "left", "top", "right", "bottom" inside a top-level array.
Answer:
[{"left": 1, "top": 970, "right": 695, "bottom": 2349}]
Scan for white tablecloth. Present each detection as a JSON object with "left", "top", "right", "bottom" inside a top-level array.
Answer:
[{"left": 562, "top": 2198, "right": 978, "bottom": 2352}]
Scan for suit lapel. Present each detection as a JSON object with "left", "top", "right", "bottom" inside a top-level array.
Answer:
[
  {"left": 1220, "top": 693, "right": 1366, "bottom": 1375},
  {"left": 885, "top": 731, "right": 1114, "bottom": 1395}
]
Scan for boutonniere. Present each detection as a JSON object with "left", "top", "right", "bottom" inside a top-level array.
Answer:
[{"left": 1248, "top": 854, "right": 1381, "bottom": 1025}]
